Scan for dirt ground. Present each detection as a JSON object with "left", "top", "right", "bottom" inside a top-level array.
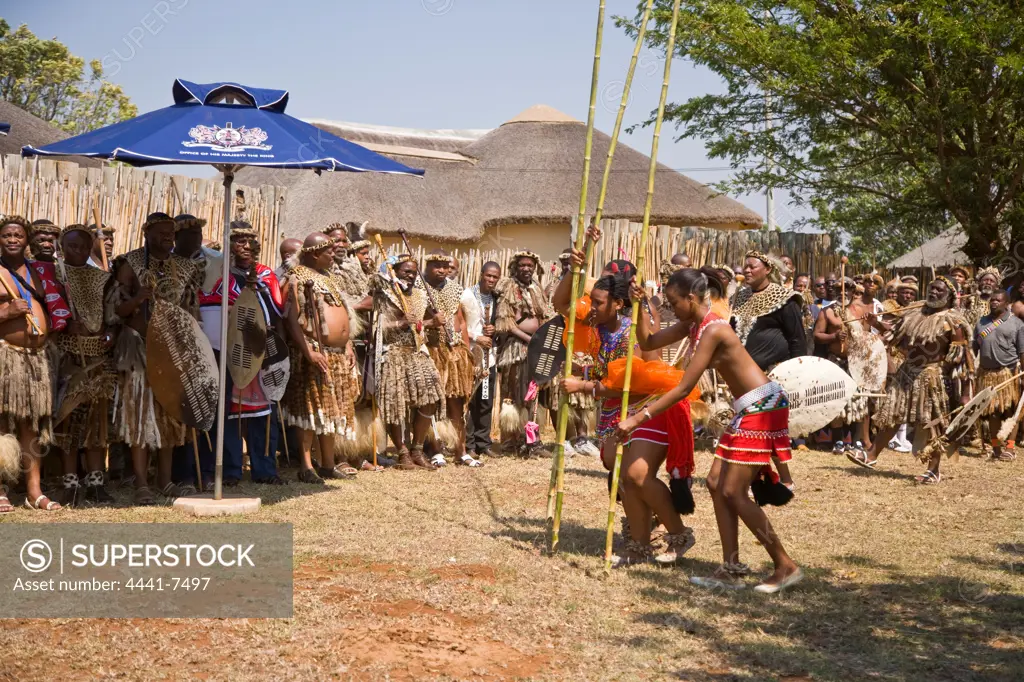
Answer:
[{"left": 1, "top": 445, "right": 1022, "bottom": 681}]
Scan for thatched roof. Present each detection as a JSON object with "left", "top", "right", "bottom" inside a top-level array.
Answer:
[
  {"left": 888, "top": 227, "right": 968, "bottom": 268},
  {"left": 0, "top": 101, "right": 102, "bottom": 167},
  {"left": 237, "top": 105, "right": 762, "bottom": 242}
]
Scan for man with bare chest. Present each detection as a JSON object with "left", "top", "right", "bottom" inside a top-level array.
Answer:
[
  {"left": 495, "top": 250, "right": 554, "bottom": 457},
  {"left": 0, "top": 216, "right": 60, "bottom": 511},
  {"left": 280, "top": 232, "right": 361, "bottom": 483},
  {"left": 850, "top": 277, "right": 973, "bottom": 484}
]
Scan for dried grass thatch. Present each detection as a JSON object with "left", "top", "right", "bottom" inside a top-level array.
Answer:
[
  {"left": 888, "top": 227, "right": 968, "bottom": 268},
  {"left": 237, "top": 105, "right": 762, "bottom": 242},
  {"left": 0, "top": 101, "right": 103, "bottom": 168}
]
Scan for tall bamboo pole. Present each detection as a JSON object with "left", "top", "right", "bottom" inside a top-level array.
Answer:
[
  {"left": 604, "top": 0, "right": 682, "bottom": 573},
  {"left": 548, "top": 0, "right": 656, "bottom": 551},
  {"left": 544, "top": 0, "right": 605, "bottom": 541}
]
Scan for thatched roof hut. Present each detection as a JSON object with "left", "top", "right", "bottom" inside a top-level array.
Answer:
[
  {"left": 888, "top": 227, "right": 968, "bottom": 268},
  {"left": 0, "top": 101, "right": 102, "bottom": 168},
  {"left": 236, "top": 105, "right": 761, "bottom": 258}
]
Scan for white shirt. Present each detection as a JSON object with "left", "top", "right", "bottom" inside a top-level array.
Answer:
[{"left": 461, "top": 286, "right": 496, "bottom": 369}]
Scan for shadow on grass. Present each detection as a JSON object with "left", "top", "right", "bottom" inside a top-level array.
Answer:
[
  {"left": 821, "top": 464, "right": 913, "bottom": 482},
  {"left": 565, "top": 466, "right": 608, "bottom": 480},
  {"left": 630, "top": 565, "right": 1024, "bottom": 682},
  {"left": 831, "top": 554, "right": 900, "bottom": 571}
]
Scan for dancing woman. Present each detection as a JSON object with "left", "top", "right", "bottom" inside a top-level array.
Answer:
[
  {"left": 559, "top": 268, "right": 696, "bottom": 566},
  {"left": 620, "top": 269, "right": 802, "bottom": 592}
]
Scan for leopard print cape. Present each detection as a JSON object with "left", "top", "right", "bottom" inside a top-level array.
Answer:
[
  {"left": 118, "top": 248, "right": 203, "bottom": 316},
  {"left": 421, "top": 277, "right": 464, "bottom": 347},
  {"left": 61, "top": 263, "right": 111, "bottom": 334},
  {"left": 730, "top": 283, "right": 804, "bottom": 345}
]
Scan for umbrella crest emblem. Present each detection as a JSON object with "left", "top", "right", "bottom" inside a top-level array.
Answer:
[{"left": 185, "top": 123, "right": 271, "bottom": 152}]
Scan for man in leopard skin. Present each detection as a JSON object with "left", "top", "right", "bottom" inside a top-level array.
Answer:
[
  {"left": 112, "top": 212, "right": 204, "bottom": 506},
  {"left": 495, "top": 249, "right": 555, "bottom": 457},
  {"left": 330, "top": 222, "right": 383, "bottom": 471},
  {"left": 52, "top": 224, "right": 117, "bottom": 506},
  {"left": 280, "top": 232, "right": 361, "bottom": 483},
  {"left": 421, "top": 250, "right": 481, "bottom": 468}
]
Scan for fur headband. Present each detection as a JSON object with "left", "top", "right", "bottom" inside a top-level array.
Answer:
[
  {"left": 0, "top": 215, "right": 33, "bottom": 236},
  {"left": 976, "top": 266, "right": 1001, "bottom": 282}
]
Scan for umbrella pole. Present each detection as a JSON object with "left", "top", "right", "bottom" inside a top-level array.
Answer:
[{"left": 213, "top": 166, "right": 238, "bottom": 501}]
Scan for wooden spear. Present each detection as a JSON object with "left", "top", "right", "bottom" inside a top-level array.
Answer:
[
  {"left": 604, "top": 0, "right": 683, "bottom": 573},
  {"left": 548, "top": 0, "right": 656, "bottom": 552}
]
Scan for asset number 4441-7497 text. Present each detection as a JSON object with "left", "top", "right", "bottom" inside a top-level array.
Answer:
[{"left": 125, "top": 577, "right": 211, "bottom": 591}]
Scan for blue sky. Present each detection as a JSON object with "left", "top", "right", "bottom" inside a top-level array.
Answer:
[{"left": 2, "top": 0, "right": 803, "bottom": 225}]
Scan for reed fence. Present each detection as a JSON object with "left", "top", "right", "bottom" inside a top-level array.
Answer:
[
  {"left": 1, "top": 154, "right": 286, "bottom": 258},
  {"left": 385, "top": 219, "right": 841, "bottom": 290}
]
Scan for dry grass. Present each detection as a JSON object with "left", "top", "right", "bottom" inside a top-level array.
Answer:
[{"left": 1, "top": 446, "right": 1022, "bottom": 681}]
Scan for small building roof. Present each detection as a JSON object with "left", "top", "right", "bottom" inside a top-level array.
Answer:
[
  {"left": 888, "top": 227, "right": 968, "bottom": 268},
  {"left": 0, "top": 100, "right": 103, "bottom": 168},
  {"left": 237, "top": 105, "right": 763, "bottom": 241}
]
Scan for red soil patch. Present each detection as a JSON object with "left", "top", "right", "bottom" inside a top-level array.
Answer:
[
  {"left": 368, "top": 598, "right": 481, "bottom": 628},
  {"left": 340, "top": 624, "right": 550, "bottom": 681}
]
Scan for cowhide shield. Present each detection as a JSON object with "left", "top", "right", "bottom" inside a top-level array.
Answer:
[
  {"left": 847, "top": 329, "right": 887, "bottom": 392},
  {"left": 945, "top": 387, "right": 994, "bottom": 441},
  {"left": 768, "top": 356, "right": 859, "bottom": 437},
  {"left": 259, "top": 326, "right": 290, "bottom": 403},
  {"left": 527, "top": 315, "right": 566, "bottom": 383},
  {"left": 226, "top": 286, "right": 266, "bottom": 389},
  {"left": 146, "top": 300, "right": 219, "bottom": 431}
]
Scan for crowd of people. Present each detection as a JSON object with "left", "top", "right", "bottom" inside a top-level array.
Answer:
[
  {"left": 0, "top": 214, "right": 536, "bottom": 513},
  {"left": 0, "top": 213, "right": 1017, "bottom": 591}
]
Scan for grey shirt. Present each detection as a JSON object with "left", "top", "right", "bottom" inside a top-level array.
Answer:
[{"left": 974, "top": 312, "right": 1024, "bottom": 370}]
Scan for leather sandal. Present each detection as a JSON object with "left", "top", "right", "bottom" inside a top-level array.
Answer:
[
  {"left": 297, "top": 468, "right": 326, "bottom": 485},
  {"left": 410, "top": 447, "right": 436, "bottom": 471},
  {"left": 134, "top": 486, "right": 155, "bottom": 506},
  {"left": 24, "top": 494, "right": 62, "bottom": 512},
  {"left": 396, "top": 448, "right": 419, "bottom": 471}
]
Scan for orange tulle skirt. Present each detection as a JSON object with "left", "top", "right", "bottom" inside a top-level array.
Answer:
[{"left": 604, "top": 357, "right": 701, "bottom": 401}]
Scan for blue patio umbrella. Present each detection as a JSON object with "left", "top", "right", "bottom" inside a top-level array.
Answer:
[
  {"left": 23, "top": 79, "right": 424, "bottom": 501},
  {"left": 0, "top": 123, "right": 9, "bottom": 136}
]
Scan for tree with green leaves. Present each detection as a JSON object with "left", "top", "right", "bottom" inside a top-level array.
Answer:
[
  {"left": 0, "top": 20, "right": 136, "bottom": 136},
  {"left": 622, "top": 0, "right": 1024, "bottom": 266}
]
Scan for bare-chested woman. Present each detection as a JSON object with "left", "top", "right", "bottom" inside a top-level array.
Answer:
[{"left": 617, "top": 268, "right": 802, "bottom": 592}]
